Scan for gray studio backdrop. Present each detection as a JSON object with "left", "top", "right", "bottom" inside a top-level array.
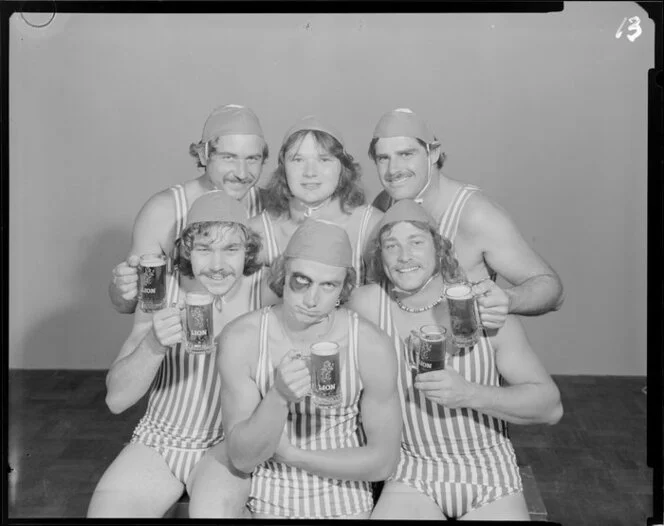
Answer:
[{"left": 9, "top": 3, "right": 652, "bottom": 374}]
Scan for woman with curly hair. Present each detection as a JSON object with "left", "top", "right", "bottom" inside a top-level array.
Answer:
[
  {"left": 348, "top": 199, "right": 562, "bottom": 521},
  {"left": 248, "top": 115, "right": 382, "bottom": 286}
]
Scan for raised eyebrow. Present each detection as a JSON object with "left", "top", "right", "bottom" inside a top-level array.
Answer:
[
  {"left": 396, "top": 148, "right": 418, "bottom": 155},
  {"left": 292, "top": 271, "right": 312, "bottom": 281},
  {"left": 216, "top": 151, "right": 238, "bottom": 158}
]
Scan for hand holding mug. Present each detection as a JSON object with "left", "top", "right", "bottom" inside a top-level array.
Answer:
[
  {"left": 273, "top": 350, "right": 311, "bottom": 404},
  {"left": 472, "top": 279, "right": 510, "bottom": 330}
]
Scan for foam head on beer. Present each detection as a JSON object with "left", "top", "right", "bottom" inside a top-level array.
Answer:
[
  {"left": 185, "top": 292, "right": 213, "bottom": 305},
  {"left": 446, "top": 283, "right": 473, "bottom": 299},
  {"left": 311, "top": 341, "right": 340, "bottom": 355},
  {"left": 140, "top": 255, "right": 166, "bottom": 267}
]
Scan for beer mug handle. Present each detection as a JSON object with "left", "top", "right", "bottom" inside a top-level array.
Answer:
[{"left": 405, "top": 331, "right": 420, "bottom": 372}]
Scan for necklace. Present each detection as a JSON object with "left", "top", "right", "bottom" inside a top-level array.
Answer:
[
  {"left": 213, "top": 295, "right": 225, "bottom": 311},
  {"left": 300, "top": 197, "right": 332, "bottom": 218},
  {"left": 395, "top": 288, "right": 446, "bottom": 313}
]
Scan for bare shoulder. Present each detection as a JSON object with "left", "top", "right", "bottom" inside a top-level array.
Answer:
[
  {"left": 347, "top": 283, "right": 383, "bottom": 323},
  {"left": 356, "top": 313, "right": 392, "bottom": 347},
  {"left": 221, "top": 308, "right": 263, "bottom": 341},
  {"left": 458, "top": 188, "right": 516, "bottom": 237},
  {"left": 135, "top": 187, "right": 178, "bottom": 225}
]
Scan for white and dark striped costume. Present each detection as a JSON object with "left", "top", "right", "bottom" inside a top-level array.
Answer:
[
  {"left": 258, "top": 204, "right": 376, "bottom": 287},
  {"left": 129, "top": 184, "right": 263, "bottom": 484},
  {"left": 248, "top": 307, "right": 374, "bottom": 518},
  {"left": 376, "top": 185, "right": 521, "bottom": 518}
]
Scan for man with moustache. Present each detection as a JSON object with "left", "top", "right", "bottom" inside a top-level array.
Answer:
[
  {"left": 218, "top": 219, "right": 402, "bottom": 519},
  {"left": 349, "top": 199, "right": 563, "bottom": 521},
  {"left": 88, "top": 191, "right": 276, "bottom": 518},
  {"left": 368, "top": 108, "right": 564, "bottom": 329},
  {"left": 109, "top": 104, "right": 270, "bottom": 314}
]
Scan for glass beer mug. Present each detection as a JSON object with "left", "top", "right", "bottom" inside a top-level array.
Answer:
[
  {"left": 138, "top": 253, "right": 167, "bottom": 312},
  {"left": 309, "top": 341, "right": 341, "bottom": 408},
  {"left": 183, "top": 292, "right": 214, "bottom": 354},
  {"left": 445, "top": 281, "right": 481, "bottom": 348},
  {"left": 406, "top": 324, "right": 447, "bottom": 374}
]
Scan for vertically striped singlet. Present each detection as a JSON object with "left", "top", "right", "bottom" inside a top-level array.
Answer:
[
  {"left": 130, "top": 184, "right": 263, "bottom": 483},
  {"left": 248, "top": 307, "right": 374, "bottom": 518},
  {"left": 377, "top": 184, "right": 521, "bottom": 517},
  {"left": 258, "top": 204, "right": 375, "bottom": 287}
]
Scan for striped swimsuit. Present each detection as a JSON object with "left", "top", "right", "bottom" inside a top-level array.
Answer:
[
  {"left": 248, "top": 307, "right": 374, "bottom": 518},
  {"left": 258, "top": 204, "right": 376, "bottom": 287},
  {"left": 129, "top": 184, "right": 263, "bottom": 485},
  {"left": 376, "top": 184, "right": 521, "bottom": 518}
]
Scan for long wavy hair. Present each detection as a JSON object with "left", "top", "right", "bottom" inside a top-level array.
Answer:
[
  {"left": 367, "top": 137, "right": 446, "bottom": 170},
  {"left": 367, "top": 220, "right": 465, "bottom": 286},
  {"left": 267, "top": 254, "right": 356, "bottom": 305},
  {"left": 175, "top": 222, "right": 263, "bottom": 277},
  {"left": 263, "top": 130, "right": 366, "bottom": 217}
]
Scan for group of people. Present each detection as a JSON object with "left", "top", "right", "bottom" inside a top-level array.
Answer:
[{"left": 87, "top": 104, "right": 565, "bottom": 520}]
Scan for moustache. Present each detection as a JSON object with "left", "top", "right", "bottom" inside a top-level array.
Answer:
[
  {"left": 203, "top": 269, "right": 236, "bottom": 279},
  {"left": 385, "top": 170, "right": 415, "bottom": 183},
  {"left": 224, "top": 174, "right": 255, "bottom": 184}
]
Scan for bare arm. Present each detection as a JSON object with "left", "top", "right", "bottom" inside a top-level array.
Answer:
[
  {"left": 466, "top": 196, "right": 564, "bottom": 315},
  {"left": 276, "top": 319, "right": 402, "bottom": 481},
  {"left": 109, "top": 190, "right": 176, "bottom": 313},
  {"left": 415, "top": 315, "right": 562, "bottom": 425},
  {"left": 470, "top": 316, "right": 563, "bottom": 424},
  {"left": 346, "top": 285, "right": 382, "bottom": 326},
  {"left": 219, "top": 315, "right": 300, "bottom": 474},
  {"left": 105, "top": 305, "right": 181, "bottom": 414}
]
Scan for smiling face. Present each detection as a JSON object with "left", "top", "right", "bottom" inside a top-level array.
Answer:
[
  {"left": 189, "top": 224, "right": 247, "bottom": 296},
  {"left": 282, "top": 257, "right": 347, "bottom": 326},
  {"left": 380, "top": 221, "right": 437, "bottom": 292},
  {"left": 373, "top": 136, "right": 433, "bottom": 201},
  {"left": 283, "top": 132, "right": 342, "bottom": 206},
  {"left": 204, "top": 134, "right": 266, "bottom": 200}
]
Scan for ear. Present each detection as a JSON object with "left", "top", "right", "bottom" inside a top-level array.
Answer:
[
  {"left": 197, "top": 141, "right": 208, "bottom": 167},
  {"left": 428, "top": 141, "right": 441, "bottom": 167}
]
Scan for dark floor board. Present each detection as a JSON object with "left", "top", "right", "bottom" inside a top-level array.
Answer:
[{"left": 7, "top": 371, "right": 652, "bottom": 523}]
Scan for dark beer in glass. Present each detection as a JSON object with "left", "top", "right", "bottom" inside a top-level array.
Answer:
[
  {"left": 138, "top": 254, "right": 167, "bottom": 312},
  {"left": 310, "top": 341, "right": 341, "bottom": 407},
  {"left": 407, "top": 324, "right": 447, "bottom": 374},
  {"left": 445, "top": 283, "right": 480, "bottom": 348},
  {"left": 184, "top": 292, "right": 214, "bottom": 354}
]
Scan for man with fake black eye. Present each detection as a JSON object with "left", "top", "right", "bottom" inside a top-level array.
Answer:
[{"left": 217, "top": 219, "right": 402, "bottom": 519}]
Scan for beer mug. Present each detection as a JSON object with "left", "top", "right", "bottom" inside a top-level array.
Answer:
[
  {"left": 445, "top": 282, "right": 481, "bottom": 348},
  {"left": 310, "top": 341, "right": 341, "bottom": 408},
  {"left": 184, "top": 292, "right": 214, "bottom": 354},
  {"left": 406, "top": 324, "right": 447, "bottom": 374},
  {"left": 138, "top": 253, "right": 167, "bottom": 312}
]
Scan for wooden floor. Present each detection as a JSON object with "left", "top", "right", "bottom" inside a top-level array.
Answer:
[{"left": 7, "top": 371, "right": 652, "bottom": 524}]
